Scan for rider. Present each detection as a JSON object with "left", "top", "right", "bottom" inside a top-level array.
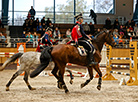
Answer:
[
  {"left": 71, "top": 13, "right": 96, "bottom": 66},
  {"left": 36, "top": 27, "right": 53, "bottom": 52}
]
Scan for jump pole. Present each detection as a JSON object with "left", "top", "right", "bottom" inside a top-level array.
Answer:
[
  {"left": 102, "top": 44, "right": 117, "bottom": 80},
  {"left": 103, "top": 41, "right": 138, "bottom": 86}
]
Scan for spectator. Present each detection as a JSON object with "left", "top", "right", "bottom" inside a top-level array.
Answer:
[
  {"left": 83, "top": 22, "right": 90, "bottom": 34},
  {"left": 26, "top": 32, "right": 33, "bottom": 44},
  {"left": 53, "top": 27, "right": 61, "bottom": 39},
  {"left": 28, "top": 19, "right": 34, "bottom": 32},
  {"left": 46, "top": 18, "right": 52, "bottom": 27},
  {"left": 66, "top": 28, "right": 71, "bottom": 38},
  {"left": 125, "top": 28, "right": 132, "bottom": 39},
  {"left": 131, "top": 19, "right": 135, "bottom": 28},
  {"left": 129, "top": 25, "right": 133, "bottom": 31},
  {"left": 89, "top": 9, "right": 97, "bottom": 24},
  {"left": 0, "top": 19, "right": 4, "bottom": 28},
  {"left": 95, "top": 28, "right": 101, "bottom": 36},
  {"left": 89, "top": 22, "right": 95, "bottom": 35},
  {"left": 0, "top": 32, "right": 6, "bottom": 47},
  {"left": 41, "top": 28, "right": 46, "bottom": 37},
  {"left": 37, "top": 22, "right": 42, "bottom": 33},
  {"left": 134, "top": 24, "right": 138, "bottom": 38},
  {"left": 113, "top": 18, "right": 120, "bottom": 30},
  {"left": 27, "top": 12, "right": 31, "bottom": 19},
  {"left": 113, "top": 34, "right": 119, "bottom": 44},
  {"left": 49, "top": 23, "right": 54, "bottom": 32},
  {"left": 125, "top": 20, "right": 131, "bottom": 28},
  {"left": 119, "top": 25, "right": 125, "bottom": 38},
  {"left": 41, "top": 17, "right": 46, "bottom": 27},
  {"left": 104, "top": 17, "right": 112, "bottom": 30},
  {"left": 22, "top": 31, "right": 26, "bottom": 42},
  {"left": 118, "top": 35, "right": 124, "bottom": 47},
  {"left": 33, "top": 18, "right": 39, "bottom": 31},
  {"left": 33, "top": 32, "right": 39, "bottom": 47},
  {"left": 113, "top": 29, "right": 119, "bottom": 37},
  {"left": 29, "top": 6, "right": 36, "bottom": 19}
]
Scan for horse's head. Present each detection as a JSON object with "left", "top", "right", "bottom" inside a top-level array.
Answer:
[{"left": 104, "top": 30, "right": 116, "bottom": 47}]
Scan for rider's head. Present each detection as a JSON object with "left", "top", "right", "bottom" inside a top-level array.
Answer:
[
  {"left": 46, "top": 27, "right": 53, "bottom": 35},
  {"left": 75, "top": 13, "right": 83, "bottom": 23}
]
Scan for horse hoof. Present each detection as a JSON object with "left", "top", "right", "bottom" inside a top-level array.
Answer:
[
  {"left": 6, "top": 87, "right": 9, "bottom": 91},
  {"left": 65, "top": 90, "right": 69, "bottom": 94},
  {"left": 70, "top": 80, "right": 73, "bottom": 84},
  {"left": 30, "top": 87, "right": 36, "bottom": 90},
  {"left": 81, "top": 83, "right": 85, "bottom": 88},
  {"left": 97, "top": 85, "right": 101, "bottom": 90}
]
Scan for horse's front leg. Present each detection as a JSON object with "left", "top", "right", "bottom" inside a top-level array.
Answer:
[
  {"left": 93, "top": 65, "right": 102, "bottom": 90},
  {"left": 81, "top": 66, "right": 93, "bottom": 88}
]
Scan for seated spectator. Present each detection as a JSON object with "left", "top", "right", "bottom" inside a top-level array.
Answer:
[
  {"left": 26, "top": 32, "right": 33, "bottom": 46},
  {"left": 125, "top": 20, "right": 131, "bottom": 28},
  {"left": 83, "top": 22, "right": 90, "bottom": 34},
  {"left": 113, "top": 18, "right": 120, "bottom": 30},
  {"left": 66, "top": 28, "right": 71, "bottom": 38},
  {"left": 0, "top": 32, "right": 6, "bottom": 47},
  {"left": 46, "top": 18, "right": 52, "bottom": 27},
  {"left": 49, "top": 23, "right": 54, "bottom": 32},
  {"left": 27, "top": 12, "right": 31, "bottom": 20},
  {"left": 113, "top": 34, "right": 119, "bottom": 44},
  {"left": 130, "top": 29, "right": 135, "bottom": 39},
  {"left": 53, "top": 27, "right": 61, "bottom": 39},
  {"left": 33, "top": 18, "right": 39, "bottom": 30},
  {"left": 113, "top": 29, "right": 119, "bottom": 37},
  {"left": 89, "top": 22, "right": 95, "bottom": 35},
  {"left": 119, "top": 25, "right": 125, "bottom": 38},
  {"left": 129, "top": 25, "right": 133, "bottom": 31},
  {"left": 37, "top": 22, "right": 42, "bottom": 33},
  {"left": 94, "top": 28, "right": 101, "bottom": 36},
  {"left": 131, "top": 19, "right": 135, "bottom": 28},
  {"left": 125, "top": 28, "right": 132, "bottom": 39},
  {"left": 104, "top": 17, "right": 112, "bottom": 30},
  {"left": 22, "top": 31, "right": 26, "bottom": 42},
  {"left": 33, "top": 32, "right": 39, "bottom": 47},
  {"left": 29, "top": 19, "right": 34, "bottom": 32},
  {"left": 41, "top": 28, "right": 46, "bottom": 37},
  {"left": 118, "top": 35, "right": 124, "bottom": 47},
  {"left": 41, "top": 17, "right": 45, "bottom": 27}
]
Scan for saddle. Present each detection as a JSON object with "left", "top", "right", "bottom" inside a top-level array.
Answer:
[
  {"left": 67, "top": 40, "right": 96, "bottom": 56},
  {"left": 67, "top": 40, "right": 87, "bottom": 56}
]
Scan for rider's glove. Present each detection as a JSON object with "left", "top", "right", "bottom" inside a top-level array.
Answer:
[{"left": 75, "top": 41, "right": 79, "bottom": 47}]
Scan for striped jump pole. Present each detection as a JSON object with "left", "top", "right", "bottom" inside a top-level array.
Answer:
[{"left": 103, "top": 41, "right": 138, "bottom": 86}]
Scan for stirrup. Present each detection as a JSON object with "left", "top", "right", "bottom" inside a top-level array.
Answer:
[{"left": 88, "top": 62, "right": 98, "bottom": 66}]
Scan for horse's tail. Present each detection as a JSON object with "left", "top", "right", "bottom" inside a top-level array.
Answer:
[
  {"left": 0, "top": 53, "right": 23, "bottom": 71},
  {"left": 30, "top": 47, "right": 53, "bottom": 78}
]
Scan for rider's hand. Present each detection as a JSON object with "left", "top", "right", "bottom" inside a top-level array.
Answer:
[{"left": 75, "top": 42, "right": 79, "bottom": 47}]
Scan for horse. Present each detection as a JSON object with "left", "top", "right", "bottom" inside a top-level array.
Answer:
[
  {"left": 30, "top": 30, "right": 115, "bottom": 93},
  {"left": 0, "top": 42, "right": 73, "bottom": 91}
]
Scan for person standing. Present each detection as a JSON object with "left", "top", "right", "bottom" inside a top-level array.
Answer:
[
  {"left": 89, "top": 22, "right": 95, "bottom": 36},
  {"left": 46, "top": 18, "right": 52, "bottom": 27},
  {"left": 89, "top": 9, "right": 97, "bottom": 24},
  {"left": 29, "top": 6, "right": 36, "bottom": 19}
]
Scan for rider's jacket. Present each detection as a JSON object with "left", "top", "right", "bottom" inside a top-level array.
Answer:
[{"left": 71, "top": 21, "right": 90, "bottom": 43}]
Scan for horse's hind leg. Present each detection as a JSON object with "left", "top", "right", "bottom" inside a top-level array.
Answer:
[
  {"left": 23, "top": 70, "right": 36, "bottom": 90},
  {"left": 81, "top": 66, "right": 93, "bottom": 88},
  {"left": 93, "top": 65, "right": 102, "bottom": 90},
  {"left": 6, "top": 70, "right": 24, "bottom": 91},
  {"left": 58, "top": 64, "right": 69, "bottom": 93}
]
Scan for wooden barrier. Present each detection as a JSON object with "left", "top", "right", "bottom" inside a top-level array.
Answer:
[{"left": 102, "top": 41, "right": 138, "bottom": 86}]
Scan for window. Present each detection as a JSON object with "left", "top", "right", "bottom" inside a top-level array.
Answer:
[
  {"left": 55, "top": 0, "right": 74, "bottom": 23},
  {"left": 35, "top": 0, "right": 54, "bottom": 22}
]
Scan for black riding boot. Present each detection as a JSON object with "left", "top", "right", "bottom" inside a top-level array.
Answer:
[{"left": 87, "top": 52, "right": 97, "bottom": 66}]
